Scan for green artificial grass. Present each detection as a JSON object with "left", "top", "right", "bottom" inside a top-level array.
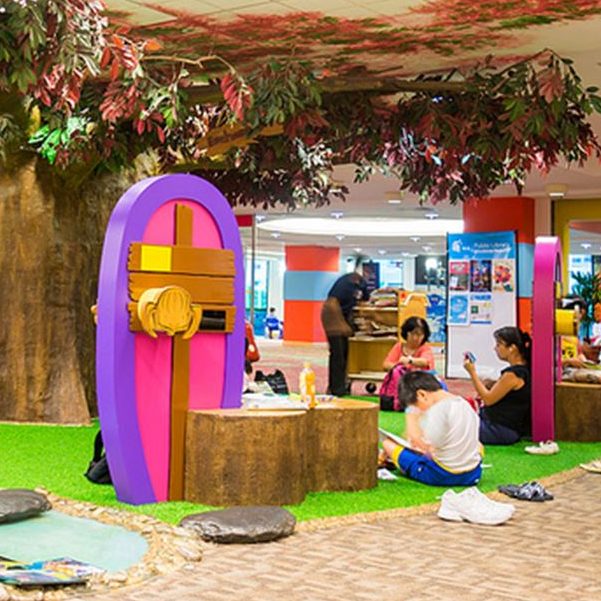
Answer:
[{"left": 1, "top": 399, "right": 600, "bottom": 525}]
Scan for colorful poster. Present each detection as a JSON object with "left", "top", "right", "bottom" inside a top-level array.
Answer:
[
  {"left": 470, "top": 293, "right": 493, "bottom": 324},
  {"left": 449, "top": 261, "right": 469, "bottom": 291},
  {"left": 427, "top": 293, "right": 446, "bottom": 343},
  {"left": 448, "top": 293, "right": 469, "bottom": 326},
  {"left": 470, "top": 259, "right": 492, "bottom": 292},
  {"left": 493, "top": 259, "right": 515, "bottom": 292}
]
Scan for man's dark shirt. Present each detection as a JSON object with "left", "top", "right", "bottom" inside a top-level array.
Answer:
[{"left": 327, "top": 273, "right": 369, "bottom": 322}]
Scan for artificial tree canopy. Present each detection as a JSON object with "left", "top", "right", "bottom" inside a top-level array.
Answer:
[{"left": 1, "top": 0, "right": 601, "bottom": 207}]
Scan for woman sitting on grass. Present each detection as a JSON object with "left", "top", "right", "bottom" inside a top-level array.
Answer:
[
  {"left": 380, "top": 371, "right": 482, "bottom": 486},
  {"left": 464, "top": 326, "right": 531, "bottom": 445}
]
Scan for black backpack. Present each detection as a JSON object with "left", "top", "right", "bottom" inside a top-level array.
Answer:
[
  {"left": 255, "top": 369, "right": 290, "bottom": 395},
  {"left": 84, "top": 431, "right": 112, "bottom": 485}
]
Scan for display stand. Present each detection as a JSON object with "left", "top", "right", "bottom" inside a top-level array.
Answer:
[{"left": 446, "top": 231, "right": 517, "bottom": 379}]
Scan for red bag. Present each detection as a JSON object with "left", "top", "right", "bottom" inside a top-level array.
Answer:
[
  {"left": 245, "top": 320, "right": 260, "bottom": 363},
  {"left": 378, "top": 364, "right": 408, "bottom": 411}
]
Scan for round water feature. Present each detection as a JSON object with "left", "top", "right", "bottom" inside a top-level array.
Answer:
[{"left": 0, "top": 510, "right": 148, "bottom": 572}]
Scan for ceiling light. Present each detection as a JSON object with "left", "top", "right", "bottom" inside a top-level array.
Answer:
[
  {"left": 270, "top": 232, "right": 281, "bottom": 238},
  {"left": 422, "top": 245, "right": 432, "bottom": 252},
  {"left": 255, "top": 214, "right": 266, "bottom": 222},
  {"left": 410, "top": 236, "right": 421, "bottom": 242},
  {"left": 330, "top": 211, "right": 344, "bottom": 219},
  {"left": 335, "top": 234, "right": 345, "bottom": 241},
  {"left": 545, "top": 183, "right": 568, "bottom": 198},
  {"left": 424, "top": 212, "right": 439, "bottom": 220},
  {"left": 401, "top": 252, "right": 411, "bottom": 257},
  {"left": 258, "top": 218, "right": 463, "bottom": 238},
  {"left": 353, "top": 247, "right": 362, "bottom": 253},
  {"left": 377, "top": 249, "right": 387, "bottom": 255},
  {"left": 387, "top": 199, "right": 402, "bottom": 205},
  {"left": 581, "top": 242, "right": 592, "bottom": 249}
]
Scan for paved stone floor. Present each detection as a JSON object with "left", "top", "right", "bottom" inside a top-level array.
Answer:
[{"left": 75, "top": 471, "right": 601, "bottom": 601}]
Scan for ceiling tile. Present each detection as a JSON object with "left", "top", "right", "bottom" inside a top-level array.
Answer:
[
  {"left": 201, "top": 0, "right": 281, "bottom": 9},
  {"left": 325, "top": 5, "right": 382, "bottom": 18},
  {"left": 279, "top": 0, "right": 349, "bottom": 11},
  {"left": 367, "top": 0, "right": 414, "bottom": 15},
  {"left": 111, "top": 0, "right": 175, "bottom": 24},
  {"left": 145, "top": 0, "right": 223, "bottom": 10},
  {"left": 211, "top": 2, "right": 294, "bottom": 16}
]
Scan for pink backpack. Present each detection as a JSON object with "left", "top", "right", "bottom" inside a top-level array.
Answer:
[{"left": 379, "top": 364, "right": 409, "bottom": 411}]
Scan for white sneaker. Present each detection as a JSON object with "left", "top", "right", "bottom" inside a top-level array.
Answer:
[
  {"left": 438, "top": 489, "right": 513, "bottom": 526},
  {"left": 458, "top": 487, "right": 515, "bottom": 517},
  {"left": 524, "top": 441, "right": 560, "bottom": 455}
]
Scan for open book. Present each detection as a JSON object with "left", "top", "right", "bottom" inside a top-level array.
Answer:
[{"left": 378, "top": 428, "right": 422, "bottom": 453}]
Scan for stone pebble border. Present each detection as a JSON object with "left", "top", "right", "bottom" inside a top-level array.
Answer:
[{"left": 0, "top": 488, "right": 206, "bottom": 601}]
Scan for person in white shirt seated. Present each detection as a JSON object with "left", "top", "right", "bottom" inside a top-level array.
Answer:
[{"left": 380, "top": 371, "right": 483, "bottom": 486}]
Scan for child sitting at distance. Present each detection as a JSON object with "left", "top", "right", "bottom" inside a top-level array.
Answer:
[
  {"left": 264, "top": 307, "right": 282, "bottom": 339},
  {"left": 380, "top": 371, "right": 482, "bottom": 486}
]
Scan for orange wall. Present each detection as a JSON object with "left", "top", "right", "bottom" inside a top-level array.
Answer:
[
  {"left": 285, "top": 246, "right": 339, "bottom": 272},
  {"left": 283, "top": 300, "right": 326, "bottom": 342}
]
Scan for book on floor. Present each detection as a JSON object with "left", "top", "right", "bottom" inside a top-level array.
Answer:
[{"left": 0, "top": 557, "right": 105, "bottom": 587}]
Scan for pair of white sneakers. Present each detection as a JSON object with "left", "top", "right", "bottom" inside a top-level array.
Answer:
[{"left": 438, "top": 487, "right": 515, "bottom": 526}]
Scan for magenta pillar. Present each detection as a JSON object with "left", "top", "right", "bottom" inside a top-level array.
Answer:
[{"left": 531, "top": 236, "right": 562, "bottom": 442}]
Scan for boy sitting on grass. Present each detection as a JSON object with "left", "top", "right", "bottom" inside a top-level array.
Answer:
[{"left": 380, "top": 371, "right": 483, "bottom": 486}]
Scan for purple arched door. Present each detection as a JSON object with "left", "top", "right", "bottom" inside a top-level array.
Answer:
[{"left": 96, "top": 175, "right": 244, "bottom": 504}]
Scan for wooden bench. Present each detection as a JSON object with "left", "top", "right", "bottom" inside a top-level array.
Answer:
[{"left": 184, "top": 399, "right": 378, "bottom": 506}]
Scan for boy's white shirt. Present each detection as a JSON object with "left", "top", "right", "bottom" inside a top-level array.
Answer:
[{"left": 420, "top": 395, "right": 481, "bottom": 472}]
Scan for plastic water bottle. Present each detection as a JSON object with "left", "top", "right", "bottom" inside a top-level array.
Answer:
[{"left": 299, "top": 362, "right": 316, "bottom": 408}]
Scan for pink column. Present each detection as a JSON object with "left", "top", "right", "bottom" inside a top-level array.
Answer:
[{"left": 531, "top": 236, "right": 562, "bottom": 442}]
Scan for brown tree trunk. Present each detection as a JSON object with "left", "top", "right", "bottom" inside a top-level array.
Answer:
[{"left": 0, "top": 160, "right": 132, "bottom": 423}]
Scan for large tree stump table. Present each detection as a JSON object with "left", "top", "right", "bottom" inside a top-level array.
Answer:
[
  {"left": 184, "top": 399, "right": 378, "bottom": 506},
  {"left": 555, "top": 382, "right": 601, "bottom": 441}
]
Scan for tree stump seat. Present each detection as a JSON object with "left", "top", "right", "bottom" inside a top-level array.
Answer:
[
  {"left": 184, "top": 399, "right": 378, "bottom": 506},
  {"left": 555, "top": 382, "right": 601, "bottom": 441}
]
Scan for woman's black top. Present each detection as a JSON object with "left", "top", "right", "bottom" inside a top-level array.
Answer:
[{"left": 483, "top": 365, "right": 531, "bottom": 436}]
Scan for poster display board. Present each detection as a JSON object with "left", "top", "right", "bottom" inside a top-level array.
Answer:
[{"left": 446, "top": 231, "right": 517, "bottom": 378}]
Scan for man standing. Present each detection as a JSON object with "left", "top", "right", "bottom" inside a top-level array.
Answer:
[{"left": 321, "top": 269, "right": 369, "bottom": 396}]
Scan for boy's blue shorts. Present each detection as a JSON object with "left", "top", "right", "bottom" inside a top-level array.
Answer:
[{"left": 390, "top": 446, "right": 481, "bottom": 487}]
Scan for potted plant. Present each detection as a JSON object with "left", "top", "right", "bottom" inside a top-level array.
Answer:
[{"left": 571, "top": 271, "right": 601, "bottom": 362}]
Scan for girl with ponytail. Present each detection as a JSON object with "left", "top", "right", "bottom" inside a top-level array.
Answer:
[{"left": 463, "top": 326, "right": 531, "bottom": 445}]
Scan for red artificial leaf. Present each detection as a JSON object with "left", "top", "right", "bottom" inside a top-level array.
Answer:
[
  {"left": 136, "top": 119, "right": 145, "bottom": 135},
  {"left": 112, "top": 35, "right": 124, "bottom": 49},
  {"left": 156, "top": 126, "right": 166, "bottom": 143},
  {"left": 110, "top": 60, "right": 120, "bottom": 81},
  {"left": 144, "top": 39, "right": 162, "bottom": 52},
  {"left": 100, "top": 47, "right": 111, "bottom": 69}
]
